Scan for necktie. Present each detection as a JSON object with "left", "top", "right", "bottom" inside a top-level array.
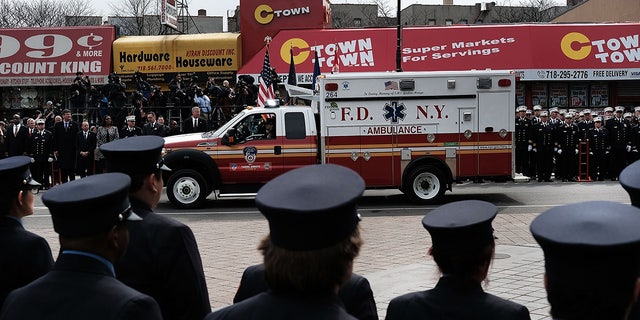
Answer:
[
  {"left": 84, "top": 132, "right": 87, "bottom": 139},
  {"left": 194, "top": 119, "right": 198, "bottom": 128},
  {"left": 14, "top": 126, "right": 18, "bottom": 136}
]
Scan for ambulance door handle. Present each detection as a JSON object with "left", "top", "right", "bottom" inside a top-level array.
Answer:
[{"left": 274, "top": 146, "right": 282, "bottom": 155}]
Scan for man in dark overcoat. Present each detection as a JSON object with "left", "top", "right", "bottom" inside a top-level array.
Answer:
[
  {"left": 100, "top": 136, "right": 211, "bottom": 320},
  {"left": 52, "top": 109, "right": 79, "bottom": 183},
  {"left": 0, "top": 156, "right": 53, "bottom": 308},
  {"left": 0, "top": 173, "right": 161, "bottom": 320}
]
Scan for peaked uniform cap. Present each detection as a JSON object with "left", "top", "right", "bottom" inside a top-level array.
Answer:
[
  {"left": 0, "top": 156, "right": 40, "bottom": 192},
  {"left": 42, "top": 173, "right": 139, "bottom": 237},
  {"left": 256, "top": 164, "right": 365, "bottom": 251},
  {"left": 620, "top": 161, "right": 640, "bottom": 207},
  {"left": 100, "top": 136, "right": 169, "bottom": 174},
  {"left": 422, "top": 200, "right": 497, "bottom": 252}
]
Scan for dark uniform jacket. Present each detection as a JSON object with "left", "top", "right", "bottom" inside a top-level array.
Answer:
[
  {"left": 182, "top": 117, "right": 207, "bottom": 134},
  {"left": 52, "top": 120, "right": 79, "bottom": 168},
  {"left": 206, "top": 292, "right": 357, "bottom": 320},
  {"left": 514, "top": 117, "right": 532, "bottom": 149},
  {"left": 29, "top": 129, "right": 53, "bottom": 162},
  {"left": 0, "top": 216, "right": 53, "bottom": 307},
  {"left": 587, "top": 126, "right": 609, "bottom": 152},
  {"left": 0, "top": 253, "right": 161, "bottom": 320},
  {"left": 119, "top": 126, "right": 143, "bottom": 138},
  {"left": 233, "top": 264, "right": 378, "bottom": 320},
  {"left": 115, "top": 198, "right": 211, "bottom": 320},
  {"left": 385, "top": 276, "right": 531, "bottom": 320}
]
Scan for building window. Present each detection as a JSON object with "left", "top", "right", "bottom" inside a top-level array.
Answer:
[
  {"left": 445, "top": 19, "right": 453, "bottom": 25},
  {"left": 428, "top": 19, "right": 436, "bottom": 25},
  {"left": 353, "top": 18, "right": 361, "bottom": 27}
]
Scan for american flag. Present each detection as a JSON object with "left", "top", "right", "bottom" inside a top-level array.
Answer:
[{"left": 257, "top": 48, "right": 275, "bottom": 108}]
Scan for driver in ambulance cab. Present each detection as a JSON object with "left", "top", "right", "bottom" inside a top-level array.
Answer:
[{"left": 263, "top": 118, "right": 275, "bottom": 139}]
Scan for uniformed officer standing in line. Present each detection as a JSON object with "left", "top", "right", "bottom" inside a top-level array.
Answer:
[
  {"left": 555, "top": 113, "right": 580, "bottom": 182},
  {"left": 206, "top": 164, "right": 366, "bottom": 320},
  {"left": 577, "top": 109, "right": 594, "bottom": 141},
  {"left": 605, "top": 106, "right": 631, "bottom": 180},
  {"left": 119, "top": 115, "right": 142, "bottom": 138},
  {"left": 514, "top": 106, "right": 532, "bottom": 176},
  {"left": 386, "top": 200, "right": 530, "bottom": 320},
  {"left": 100, "top": 136, "right": 211, "bottom": 320},
  {"left": 532, "top": 111, "right": 556, "bottom": 182},
  {"left": 0, "top": 156, "right": 53, "bottom": 308},
  {"left": 531, "top": 201, "right": 640, "bottom": 320},
  {"left": 0, "top": 173, "right": 162, "bottom": 320},
  {"left": 29, "top": 119, "right": 54, "bottom": 189},
  {"left": 528, "top": 105, "right": 543, "bottom": 178},
  {"left": 586, "top": 117, "right": 609, "bottom": 181},
  {"left": 603, "top": 106, "right": 614, "bottom": 120}
]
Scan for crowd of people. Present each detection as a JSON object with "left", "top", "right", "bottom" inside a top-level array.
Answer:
[
  {"left": 2, "top": 146, "right": 640, "bottom": 319},
  {"left": 0, "top": 101, "right": 214, "bottom": 187},
  {"left": 515, "top": 105, "right": 640, "bottom": 182}
]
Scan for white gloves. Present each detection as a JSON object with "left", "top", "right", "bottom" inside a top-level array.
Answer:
[
  {"left": 528, "top": 145, "right": 532, "bottom": 152},
  {"left": 575, "top": 149, "right": 579, "bottom": 155},
  {"left": 532, "top": 148, "right": 537, "bottom": 153},
  {"left": 30, "top": 157, "right": 35, "bottom": 163},
  {"left": 627, "top": 145, "right": 632, "bottom": 152},
  {"left": 48, "top": 157, "right": 54, "bottom": 163},
  {"left": 557, "top": 149, "right": 562, "bottom": 155}
]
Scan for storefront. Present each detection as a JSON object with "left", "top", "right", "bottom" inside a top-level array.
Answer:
[
  {"left": 111, "top": 33, "right": 242, "bottom": 89},
  {"left": 239, "top": 22, "right": 640, "bottom": 110},
  {"left": 0, "top": 26, "right": 115, "bottom": 116}
]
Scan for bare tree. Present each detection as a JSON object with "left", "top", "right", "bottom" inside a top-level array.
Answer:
[
  {"left": 110, "top": 0, "right": 161, "bottom": 35},
  {"left": 494, "top": 0, "right": 565, "bottom": 22},
  {"left": 0, "top": 0, "right": 95, "bottom": 28}
]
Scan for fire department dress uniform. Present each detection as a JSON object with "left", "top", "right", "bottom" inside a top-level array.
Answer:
[
  {"left": 605, "top": 109, "right": 631, "bottom": 180},
  {"left": 233, "top": 264, "right": 378, "bottom": 320},
  {"left": 555, "top": 120, "right": 580, "bottom": 181},
  {"left": 587, "top": 119, "right": 609, "bottom": 181},
  {"left": 514, "top": 107, "right": 532, "bottom": 176},
  {"left": 206, "top": 164, "right": 365, "bottom": 320},
  {"left": 0, "top": 173, "right": 161, "bottom": 320},
  {"left": 620, "top": 160, "right": 640, "bottom": 319},
  {"left": 29, "top": 122, "right": 54, "bottom": 188},
  {"left": 100, "top": 136, "right": 211, "bottom": 320},
  {"left": 385, "top": 201, "right": 530, "bottom": 320},
  {"left": 0, "top": 156, "right": 53, "bottom": 308},
  {"left": 532, "top": 114, "right": 556, "bottom": 182}
]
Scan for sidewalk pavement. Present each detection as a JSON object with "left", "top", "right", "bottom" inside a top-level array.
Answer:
[{"left": 27, "top": 210, "right": 550, "bottom": 319}]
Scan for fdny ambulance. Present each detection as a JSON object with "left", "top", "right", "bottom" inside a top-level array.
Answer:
[{"left": 162, "top": 70, "right": 516, "bottom": 208}]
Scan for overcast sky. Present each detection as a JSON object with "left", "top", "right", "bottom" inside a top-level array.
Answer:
[{"left": 92, "top": 0, "right": 506, "bottom": 31}]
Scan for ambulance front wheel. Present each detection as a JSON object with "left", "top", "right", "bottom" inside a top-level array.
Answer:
[
  {"left": 405, "top": 165, "right": 445, "bottom": 204},
  {"left": 166, "top": 169, "right": 209, "bottom": 209}
]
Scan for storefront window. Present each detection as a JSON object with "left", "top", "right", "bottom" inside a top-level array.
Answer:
[
  {"left": 515, "top": 83, "right": 526, "bottom": 107},
  {"left": 590, "top": 83, "right": 609, "bottom": 107},
  {"left": 570, "top": 84, "right": 588, "bottom": 108},
  {"left": 549, "top": 83, "right": 568, "bottom": 108},
  {"left": 531, "top": 83, "right": 548, "bottom": 108}
]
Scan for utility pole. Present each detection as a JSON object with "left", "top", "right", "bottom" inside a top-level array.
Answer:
[{"left": 396, "top": 0, "right": 402, "bottom": 72}]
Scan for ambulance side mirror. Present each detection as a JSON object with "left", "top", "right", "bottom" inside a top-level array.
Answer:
[{"left": 222, "top": 128, "right": 237, "bottom": 146}]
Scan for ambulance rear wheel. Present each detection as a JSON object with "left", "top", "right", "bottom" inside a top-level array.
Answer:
[
  {"left": 167, "top": 169, "right": 208, "bottom": 209},
  {"left": 405, "top": 165, "right": 445, "bottom": 204}
]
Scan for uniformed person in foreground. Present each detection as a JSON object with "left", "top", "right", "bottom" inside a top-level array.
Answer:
[
  {"left": 100, "top": 135, "right": 211, "bottom": 320},
  {"left": 385, "top": 200, "right": 531, "bottom": 320},
  {"left": 619, "top": 160, "right": 640, "bottom": 319},
  {"left": 0, "top": 173, "right": 162, "bottom": 320},
  {"left": 531, "top": 201, "right": 640, "bottom": 320},
  {"left": 0, "top": 156, "right": 53, "bottom": 307},
  {"left": 206, "top": 164, "right": 366, "bottom": 320}
]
